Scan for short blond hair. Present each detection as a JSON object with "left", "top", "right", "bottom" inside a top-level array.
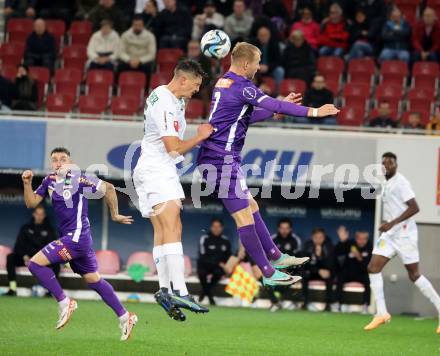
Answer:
[{"left": 231, "top": 42, "right": 261, "bottom": 64}]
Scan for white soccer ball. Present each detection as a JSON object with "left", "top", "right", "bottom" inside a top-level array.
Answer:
[{"left": 200, "top": 30, "right": 231, "bottom": 59}]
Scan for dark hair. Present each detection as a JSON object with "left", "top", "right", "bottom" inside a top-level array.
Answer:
[
  {"left": 17, "top": 63, "right": 29, "bottom": 72},
  {"left": 50, "top": 147, "right": 71, "bottom": 156},
  {"left": 211, "top": 217, "right": 223, "bottom": 226},
  {"left": 311, "top": 227, "right": 326, "bottom": 235},
  {"left": 277, "top": 218, "right": 292, "bottom": 228},
  {"left": 174, "top": 59, "right": 206, "bottom": 79},
  {"left": 382, "top": 152, "right": 397, "bottom": 161},
  {"left": 132, "top": 14, "right": 144, "bottom": 22}
]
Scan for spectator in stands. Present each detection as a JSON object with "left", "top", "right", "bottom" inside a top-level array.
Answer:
[
  {"left": 282, "top": 30, "right": 316, "bottom": 84},
  {"left": 378, "top": 6, "right": 411, "bottom": 64},
  {"left": 272, "top": 218, "right": 302, "bottom": 256},
  {"left": 404, "top": 112, "right": 425, "bottom": 130},
  {"left": 4, "top": 0, "right": 36, "bottom": 19},
  {"left": 11, "top": 64, "right": 38, "bottom": 111},
  {"left": 89, "top": 0, "right": 127, "bottom": 33},
  {"left": 197, "top": 218, "right": 231, "bottom": 305},
  {"left": 3, "top": 205, "right": 59, "bottom": 297},
  {"left": 348, "top": 8, "right": 374, "bottom": 59},
  {"left": 412, "top": 7, "right": 440, "bottom": 63},
  {"left": 334, "top": 227, "right": 372, "bottom": 312},
  {"left": 155, "top": 0, "right": 192, "bottom": 50},
  {"left": 0, "top": 67, "right": 14, "bottom": 112},
  {"left": 303, "top": 74, "right": 334, "bottom": 109},
  {"left": 345, "top": 0, "right": 387, "bottom": 35},
  {"left": 296, "top": 0, "right": 331, "bottom": 22},
  {"left": 192, "top": 1, "right": 225, "bottom": 40},
  {"left": 290, "top": 7, "right": 320, "bottom": 51},
  {"left": 119, "top": 16, "right": 156, "bottom": 76},
  {"left": 427, "top": 105, "right": 440, "bottom": 133},
  {"left": 318, "top": 3, "right": 349, "bottom": 57},
  {"left": 140, "top": 0, "right": 159, "bottom": 34},
  {"left": 369, "top": 101, "right": 397, "bottom": 128},
  {"left": 23, "top": 18, "right": 56, "bottom": 71},
  {"left": 76, "top": 0, "right": 99, "bottom": 20},
  {"left": 251, "top": 26, "right": 284, "bottom": 90},
  {"left": 224, "top": 0, "right": 254, "bottom": 43},
  {"left": 87, "top": 19, "right": 121, "bottom": 71},
  {"left": 301, "top": 227, "right": 334, "bottom": 311},
  {"left": 35, "top": 0, "right": 77, "bottom": 23}
]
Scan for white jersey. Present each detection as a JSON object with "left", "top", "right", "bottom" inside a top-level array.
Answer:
[
  {"left": 137, "top": 85, "right": 186, "bottom": 171},
  {"left": 382, "top": 172, "right": 417, "bottom": 235}
]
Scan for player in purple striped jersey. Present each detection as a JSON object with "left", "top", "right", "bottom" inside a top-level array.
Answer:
[
  {"left": 197, "top": 42, "right": 339, "bottom": 287},
  {"left": 22, "top": 147, "right": 137, "bottom": 341}
]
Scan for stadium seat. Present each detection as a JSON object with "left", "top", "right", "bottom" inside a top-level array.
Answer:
[
  {"left": 118, "top": 71, "right": 146, "bottom": 99},
  {"left": 46, "top": 93, "right": 75, "bottom": 113},
  {"left": 325, "top": 80, "right": 340, "bottom": 96},
  {"left": 376, "top": 83, "right": 403, "bottom": 111},
  {"left": 342, "top": 83, "right": 370, "bottom": 109},
  {"left": 317, "top": 56, "right": 344, "bottom": 82},
  {"left": 407, "top": 99, "right": 433, "bottom": 113},
  {"left": 126, "top": 251, "right": 156, "bottom": 276},
  {"left": 86, "top": 69, "right": 113, "bottom": 98},
  {"left": 111, "top": 96, "right": 140, "bottom": 117},
  {"left": 150, "top": 72, "right": 173, "bottom": 91},
  {"left": 157, "top": 48, "right": 184, "bottom": 72},
  {"left": 400, "top": 111, "right": 431, "bottom": 126},
  {"left": 78, "top": 95, "right": 108, "bottom": 115},
  {"left": 337, "top": 107, "right": 365, "bottom": 126},
  {"left": 184, "top": 255, "right": 192, "bottom": 277},
  {"left": 0, "top": 245, "right": 12, "bottom": 270},
  {"left": 62, "top": 45, "right": 87, "bottom": 71},
  {"left": 69, "top": 20, "right": 92, "bottom": 45},
  {"left": 185, "top": 99, "right": 204, "bottom": 120},
  {"left": 279, "top": 79, "right": 306, "bottom": 96},
  {"left": 54, "top": 68, "right": 82, "bottom": 98},
  {"left": 0, "top": 42, "right": 25, "bottom": 67},
  {"left": 347, "top": 57, "right": 376, "bottom": 85},
  {"left": 96, "top": 250, "right": 121, "bottom": 274},
  {"left": 157, "top": 61, "right": 177, "bottom": 74},
  {"left": 261, "top": 76, "right": 276, "bottom": 94},
  {"left": 411, "top": 61, "right": 439, "bottom": 91},
  {"left": 29, "top": 66, "right": 50, "bottom": 107},
  {"left": 380, "top": 60, "right": 408, "bottom": 86},
  {"left": 407, "top": 87, "right": 435, "bottom": 101},
  {"left": 6, "top": 18, "right": 33, "bottom": 42},
  {"left": 45, "top": 19, "right": 66, "bottom": 51},
  {"left": 1, "top": 65, "right": 17, "bottom": 81}
]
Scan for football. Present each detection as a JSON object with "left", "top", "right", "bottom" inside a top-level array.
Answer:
[{"left": 200, "top": 29, "right": 231, "bottom": 59}]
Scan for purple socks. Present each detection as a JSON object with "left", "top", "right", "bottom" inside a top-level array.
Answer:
[
  {"left": 88, "top": 279, "right": 126, "bottom": 317},
  {"left": 253, "top": 211, "right": 282, "bottom": 261},
  {"left": 238, "top": 225, "right": 275, "bottom": 278},
  {"left": 28, "top": 261, "right": 66, "bottom": 302}
]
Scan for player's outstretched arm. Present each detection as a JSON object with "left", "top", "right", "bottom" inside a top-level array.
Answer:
[
  {"left": 379, "top": 198, "right": 420, "bottom": 232},
  {"left": 100, "top": 181, "right": 133, "bottom": 225},
  {"left": 250, "top": 93, "right": 303, "bottom": 123},
  {"left": 22, "top": 170, "right": 43, "bottom": 209},
  {"left": 162, "top": 123, "right": 214, "bottom": 156}
]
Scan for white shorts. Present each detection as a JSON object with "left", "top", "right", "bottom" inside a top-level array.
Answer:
[
  {"left": 133, "top": 167, "right": 184, "bottom": 218},
  {"left": 372, "top": 229, "right": 419, "bottom": 265}
]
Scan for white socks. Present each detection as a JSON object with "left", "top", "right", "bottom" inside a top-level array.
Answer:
[
  {"left": 58, "top": 296, "right": 70, "bottom": 309},
  {"left": 414, "top": 275, "right": 440, "bottom": 315},
  {"left": 153, "top": 245, "right": 171, "bottom": 291},
  {"left": 163, "top": 242, "right": 188, "bottom": 296},
  {"left": 369, "top": 273, "right": 388, "bottom": 315},
  {"left": 118, "top": 311, "right": 129, "bottom": 323}
]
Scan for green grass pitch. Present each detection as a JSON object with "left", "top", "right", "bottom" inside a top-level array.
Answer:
[{"left": 0, "top": 297, "right": 438, "bottom": 355}]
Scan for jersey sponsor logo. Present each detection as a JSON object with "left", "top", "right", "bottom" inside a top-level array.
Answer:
[
  {"left": 242, "top": 87, "right": 257, "bottom": 100},
  {"left": 148, "top": 91, "right": 159, "bottom": 106},
  {"left": 58, "top": 247, "right": 72, "bottom": 261},
  {"left": 174, "top": 120, "right": 179, "bottom": 132},
  {"left": 215, "top": 78, "right": 234, "bottom": 88}
]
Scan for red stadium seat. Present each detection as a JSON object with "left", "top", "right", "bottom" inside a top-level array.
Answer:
[
  {"left": 0, "top": 42, "right": 25, "bottom": 67},
  {"left": 411, "top": 61, "right": 439, "bottom": 91},
  {"left": 86, "top": 69, "right": 113, "bottom": 98},
  {"left": 1, "top": 65, "right": 17, "bottom": 81},
  {"left": 111, "top": 96, "right": 140, "bottom": 117},
  {"left": 325, "top": 80, "right": 340, "bottom": 96},
  {"left": 400, "top": 111, "right": 430, "bottom": 126},
  {"left": 69, "top": 20, "right": 92, "bottom": 45},
  {"left": 54, "top": 68, "right": 82, "bottom": 97},
  {"left": 78, "top": 95, "right": 108, "bottom": 115},
  {"left": 150, "top": 72, "right": 173, "bottom": 91},
  {"left": 347, "top": 57, "right": 376, "bottom": 85},
  {"left": 407, "top": 87, "right": 435, "bottom": 101},
  {"left": 317, "top": 56, "right": 344, "bottom": 82},
  {"left": 157, "top": 61, "right": 177, "bottom": 74},
  {"left": 6, "top": 18, "right": 33, "bottom": 42},
  {"left": 29, "top": 66, "right": 50, "bottom": 107},
  {"left": 185, "top": 99, "right": 204, "bottom": 120},
  {"left": 184, "top": 255, "right": 192, "bottom": 277},
  {"left": 45, "top": 19, "right": 66, "bottom": 51},
  {"left": 46, "top": 93, "right": 75, "bottom": 113},
  {"left": 342, "top": 83, "right": 370, "bottom": 109},
  {"left": 62, "top": 45, "right": 87, "bottom": 71},
  {"left": 337, "top": 106, "right": 365, "bottom": 126},
  {"left": 407, "top": 99, "right": 433, "bottom": 113},
  {"left": 376, "top": 83, "right": 404, "bottom": 105},
  {"left": 157, "top": 48, "right": 184, "bottom": 64},
  {"left": 380, "top": 60, "right": 408, "bottom": 86},
  {"left": 279, "top": 79, "right": 306, "bottom": 96},
  {"left": 261, "top": 76, "right": 276, "bottom": 94},
  {"left": 0, "top": 245, "right": 12, "bottom": 270},
  {"left": 96, "top": 250, "right": 121, "bottom": 274},
  {"left": 126, "top": 251, "right": 156, "bottom": 276},
  {"left": 118, "top": 71, "right": 146, "bottom": 99}
]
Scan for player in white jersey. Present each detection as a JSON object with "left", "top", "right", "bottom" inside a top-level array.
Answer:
[
  {"left": 133, "top": 60, "right": 213, "bottom": 320},
  {"left": 364, "top": 152, "right": 440, "bottom": 333}
]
